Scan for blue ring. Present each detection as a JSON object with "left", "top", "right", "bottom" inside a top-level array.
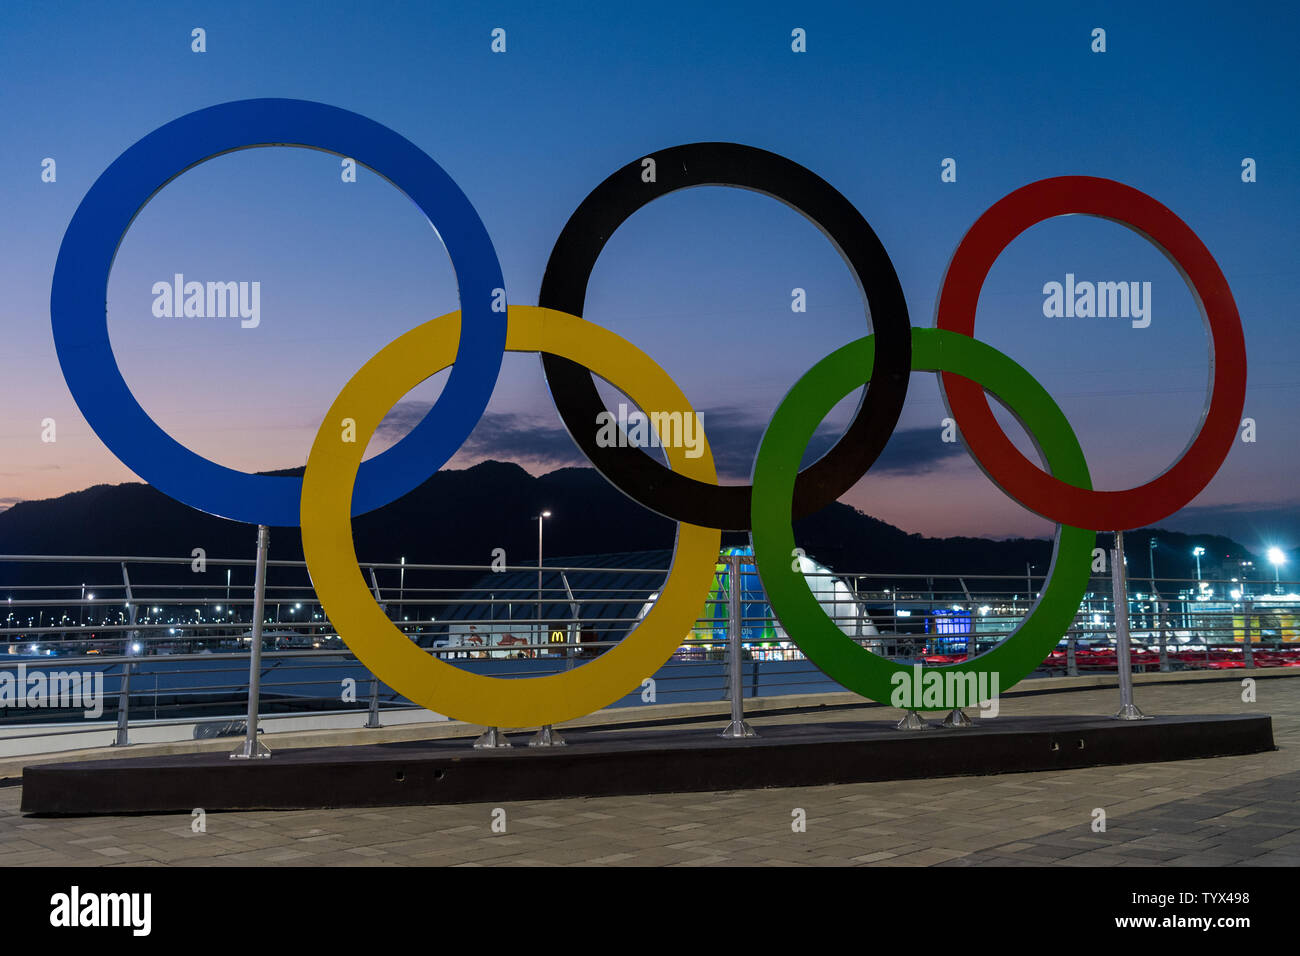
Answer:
[{"left": 50, "top": 98, "right": 506, "bottom": 526}]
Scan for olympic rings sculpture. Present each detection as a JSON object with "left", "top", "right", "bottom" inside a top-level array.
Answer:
[{"left": 51, "top": 99, "right": 1246, "bottom": 723}]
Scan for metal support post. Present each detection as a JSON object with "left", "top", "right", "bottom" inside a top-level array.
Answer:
[
  {"left": 1157, "top": 600, "right": 1170, "bottom": 672},
  {"left": 1242, "top": 600, "right": 1255, "bottom": 668},
  {"left": 719, "top": 553, "right": 756, "bottom": 738},
  {"left": 363, "top": 568, "right": 385, "bottom": 727},
  {"left": 366, "top": 675, "right": 382, "bottom": 728},
  {"left": 232, "top": 525, "right": 272, "bottom": 758},
  {"left": 1111, "top": 530, "right": 1149, "bottom": 720},
  {"left": 114, "top": 562, "right": 137, "bottom": 747}
]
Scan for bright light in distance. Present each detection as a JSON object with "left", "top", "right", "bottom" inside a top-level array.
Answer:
[{"left": 1268, "top": 547, "right": 1286, "bottom": 566}]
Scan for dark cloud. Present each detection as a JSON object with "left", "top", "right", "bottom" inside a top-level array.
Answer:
[
  {"left": 455, "top": 412, "right": 586, "bottom": 465},
  {"left": 373, "top": 401, "right": 967, "bottom": 479},
  {"left": 696, "top": 409, "right": 965, "bottom": 479},
  {"left": 374, "top": 401, "right": 434, "bottom": 441},
  {"left": 869, "top": 426, "right": 968, "bottom": 476},
  {"left": 376, "top": 402, "right": 584, "bottom": 469}
]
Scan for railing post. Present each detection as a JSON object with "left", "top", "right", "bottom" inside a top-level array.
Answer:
[
  {"left": 114, "top": 562, "right": 137, "bottom": 746},
  {"left": 719, "top": 552, "right": 756, "bottom": 738},
  {"left": 231, "top": 525, "right": 272, "bottom": 759},
  {"left": 366, "top": 675, "right": 382, "bottom": 728},
  {"left": 1157, "top": 599, "right": 1170, "bottom": 672},
  {"left": 363, "top": 568, "right": 385, "bottom": 728},
  {"left": 1242, "top": 600, "right": 1255, "bottom": 668},
  {"left": 1111, "top": 530, "right": 1148, "bottom": 720}
]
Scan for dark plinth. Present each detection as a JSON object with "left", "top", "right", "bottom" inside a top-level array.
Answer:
[{"left": 20, "top": 714, "right": 1275, "bottom": 816}]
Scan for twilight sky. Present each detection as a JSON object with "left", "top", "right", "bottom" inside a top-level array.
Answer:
[{"left": 0, "top": 0, "right": 1296, "bottom": 550}]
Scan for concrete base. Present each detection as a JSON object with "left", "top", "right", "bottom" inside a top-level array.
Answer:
[{"left": 20, "top": 713, "right": 1275, "bottom": 816}]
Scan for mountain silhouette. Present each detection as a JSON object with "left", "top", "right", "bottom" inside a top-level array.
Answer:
[{"left": 0, "top": 461, "right": 1262, "bottom": 598}]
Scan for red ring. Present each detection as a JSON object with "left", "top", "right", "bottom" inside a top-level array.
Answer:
[{"left": 935, "top": 176, "right": 1246, "bottom": 531}]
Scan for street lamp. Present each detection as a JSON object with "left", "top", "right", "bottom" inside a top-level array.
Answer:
[
  {"left": 536, "top": 511, "right": 552, "bottom": 634},
  {"left": 1268, "top": 547, "right": 1286, "bottom": 594},
  {"left": 1192, "top": 546, "right": 1205, "bottom": 584}
]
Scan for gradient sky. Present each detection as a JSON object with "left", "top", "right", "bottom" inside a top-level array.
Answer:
[{"left": 1, "top": 1, "right": 1296, "bottom": 549}]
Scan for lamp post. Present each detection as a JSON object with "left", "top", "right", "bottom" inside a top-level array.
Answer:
[
  {"left": 1192, "top": 546, "right": 1205, "bottom": 586},
  {"left": 536, "top": 511, "right": 551, "bottom": 632},
  {"left": 1268, "top": 547, "right": 1286, "bottom": 594}
]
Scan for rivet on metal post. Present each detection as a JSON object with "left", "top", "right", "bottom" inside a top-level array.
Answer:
[
  {"left": 896, "top": 710, "right": 933, "bottom": 731},
  {"left": 718, "top": 552, "right": 757, "bottom": 739},
  {"left": 232, "top": 525, "right": 273, "bottom": 759},
  {"left": 528, "top": 724, "right": 566, "bottom": 747},
  {"left": 473, "top": 727, "right": 513, "bottom": 749},
  {"left": 1110, "top": 530, "right": 1150, "bottom": 721}
]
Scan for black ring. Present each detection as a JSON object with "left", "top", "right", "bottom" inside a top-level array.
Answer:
[{"left": 539, "top": 142, "right": 911, "bottom": 530}]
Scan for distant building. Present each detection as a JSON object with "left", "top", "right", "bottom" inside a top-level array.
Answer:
[{"left": 430, "top": 547, "right": 877, "bottom": 660}]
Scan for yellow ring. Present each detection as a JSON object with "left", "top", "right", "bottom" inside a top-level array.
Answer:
[{"left": 301, "top": 305, "right": 722, "bottom": 728}]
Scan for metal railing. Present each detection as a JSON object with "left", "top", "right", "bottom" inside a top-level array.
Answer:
[{"left": 0, "top": 540, "right": 1295, "bottom": 754}]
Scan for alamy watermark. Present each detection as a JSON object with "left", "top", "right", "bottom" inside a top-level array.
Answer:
[
  {"left": 595, "top": 403, "right": 704, "bottom": 459},
  {"left": 1042, "top": 273, "right": 1151, "bottom": 328},
  {"left": 151, "top": 274, "right": 261, "bottom": 328},
  {"left": 50, "top": 886, "right": 150, "bottom": 936},
  {"left": 0, "top": 664, "right": 104, "bottom": 718},
  {"left": 889, "top": 664, "right": 1000, "bottom": 716}
]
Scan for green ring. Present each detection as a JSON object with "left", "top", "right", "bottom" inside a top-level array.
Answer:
[{"left": 751, "top": 328, "right": 1096, "bottom": 711}]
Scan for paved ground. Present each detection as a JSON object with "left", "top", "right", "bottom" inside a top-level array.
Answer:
[{"left": 2, "top": 677, "right": 1296, "bottom": 866}]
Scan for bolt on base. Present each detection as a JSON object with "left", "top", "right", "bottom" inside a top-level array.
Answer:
[
  {"left": 473, "top": 727, "right": 513, "bottom": 749},
  {"left": 528, "top": 724, "right": 566, "bottom": 747},
  {"left": 941, "top": 708, "right": 976, "bottom": 728},
  {"left": 896, "top": 710, "right": 934, "bottom": 731},
  {"left": 718, "top": 719, "right": 758, "bottom": 738}
]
